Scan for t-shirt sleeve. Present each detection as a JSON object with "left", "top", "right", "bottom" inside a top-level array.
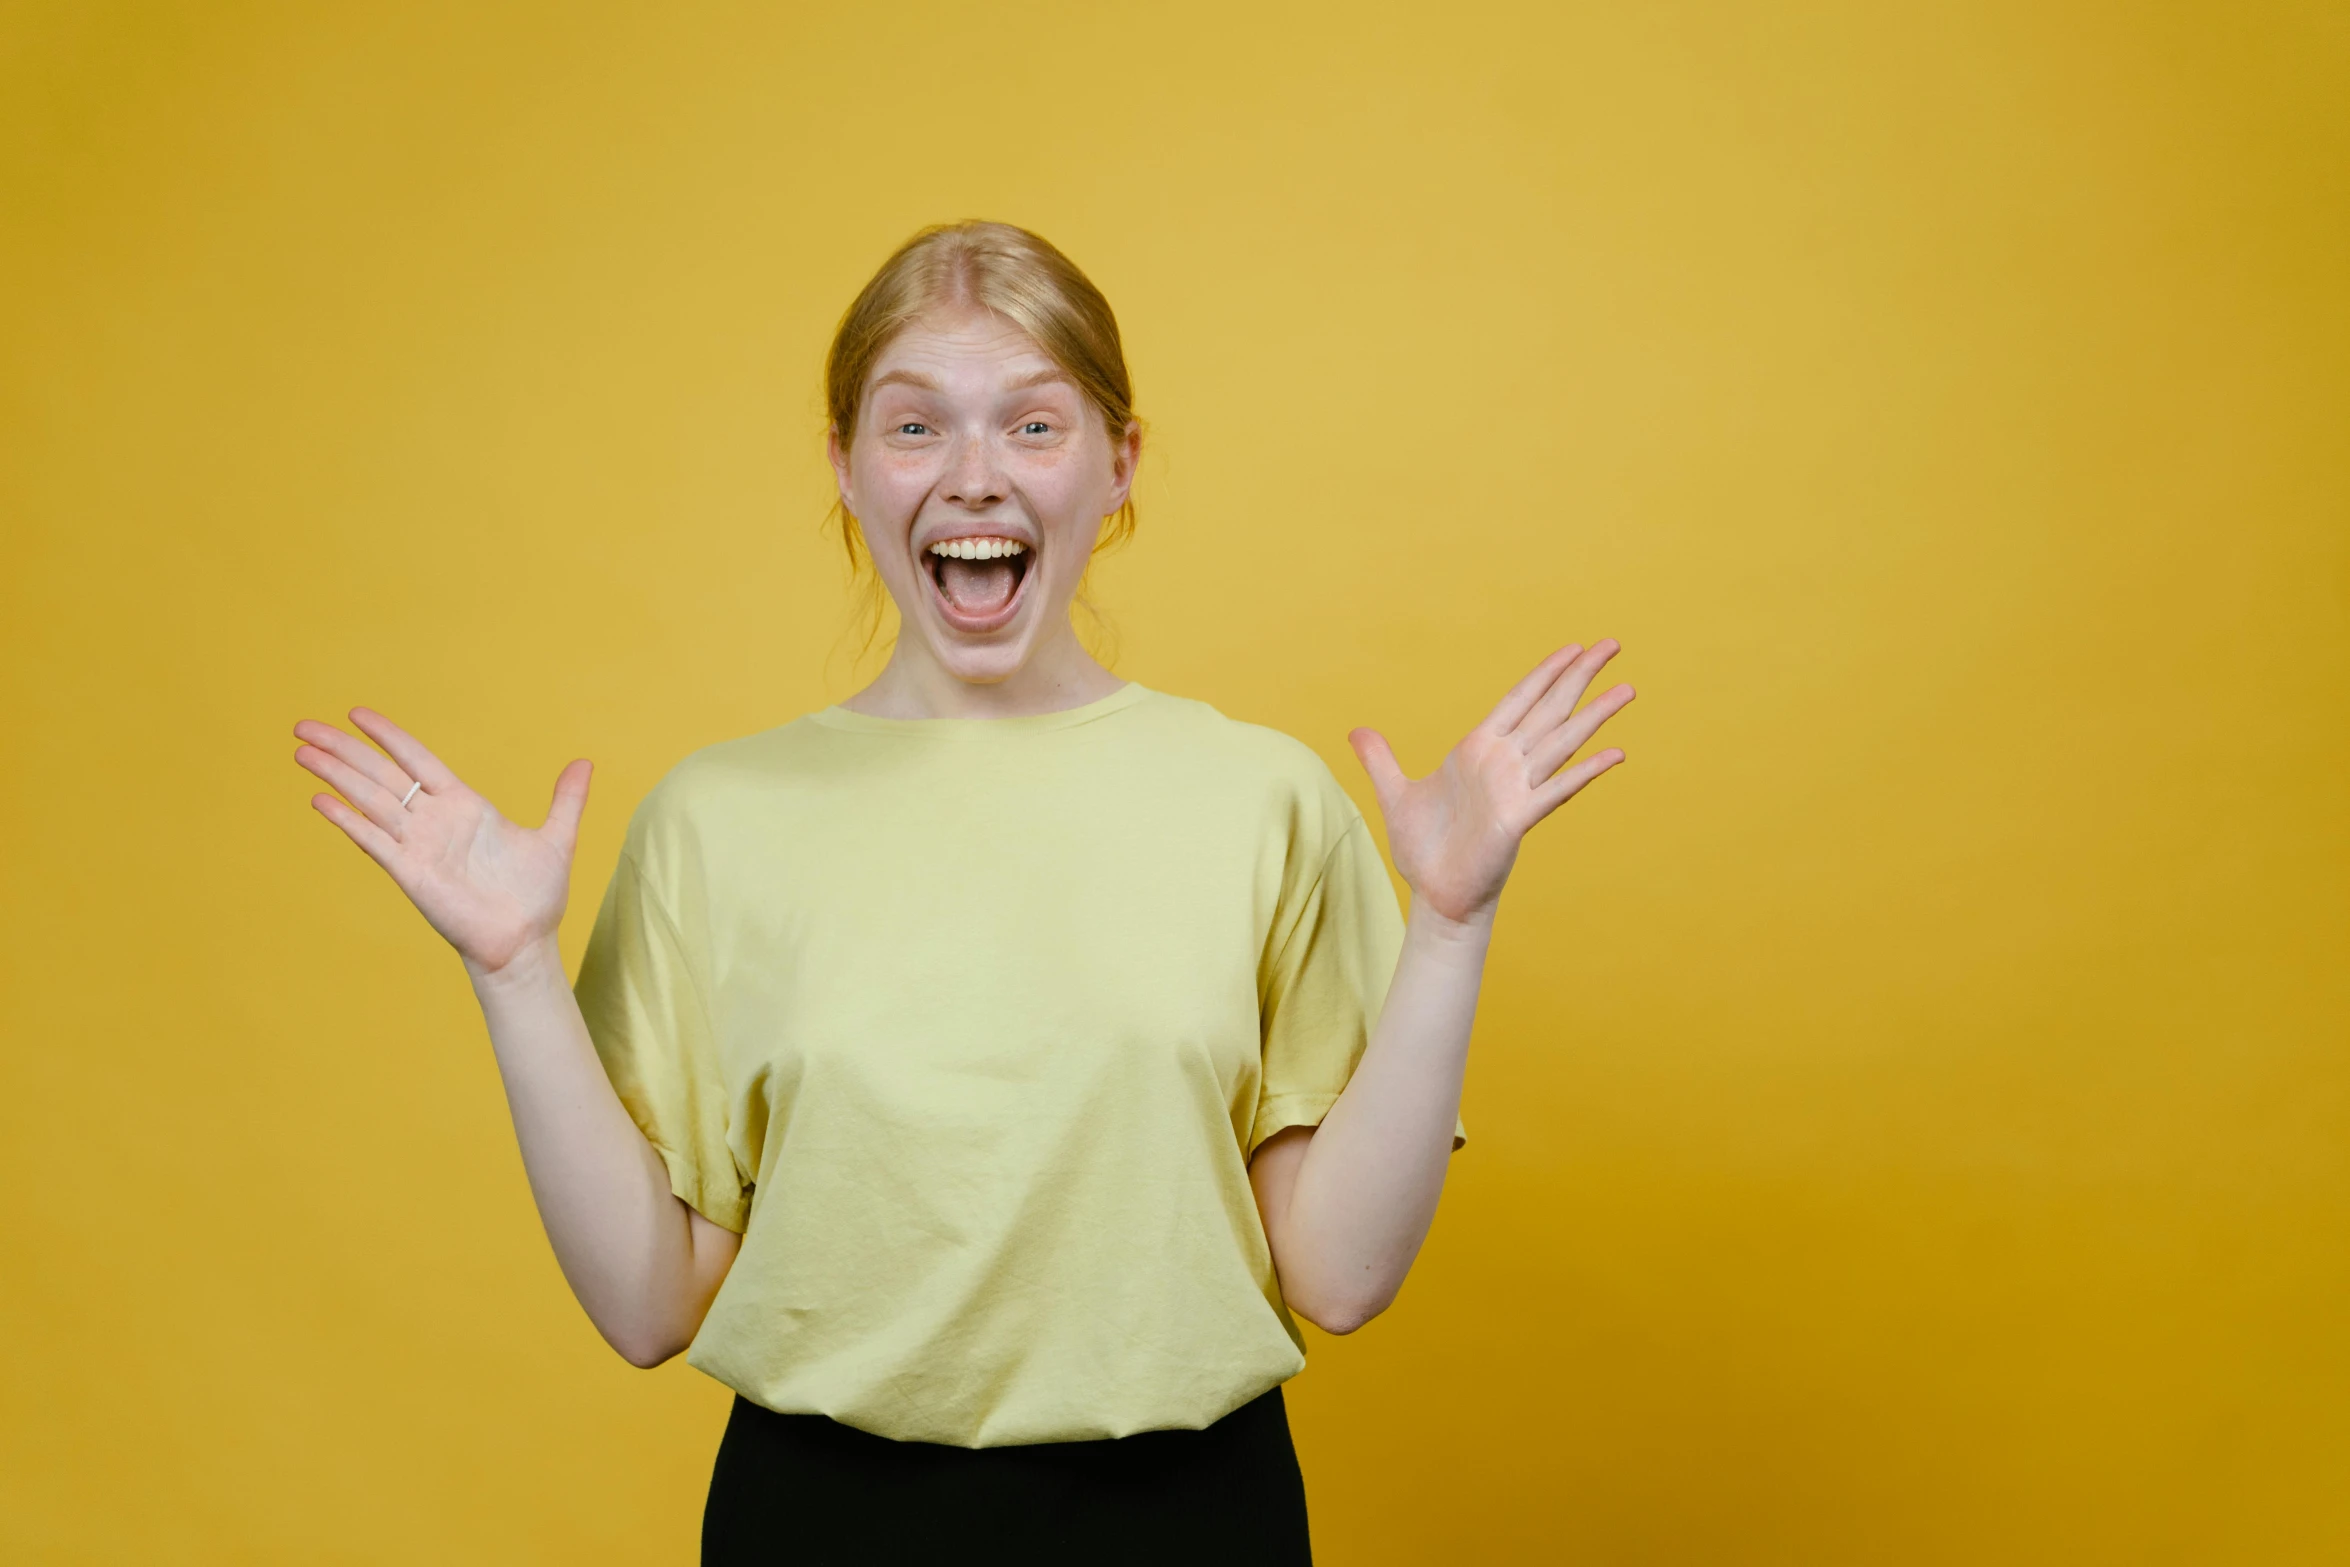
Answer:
[
  {"left": 1252, "top": 813, "right": 1405, "bottom": 1152},
  {"left": 573, "top": 850, "right": 752, "bottom": 1233}
]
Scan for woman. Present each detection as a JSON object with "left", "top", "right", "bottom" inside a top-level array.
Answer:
[{"left": 292, "top": 221, "right": 1633, "bottom": 1563}]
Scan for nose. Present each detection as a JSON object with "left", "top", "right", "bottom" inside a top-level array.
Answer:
[{"left": 940, "top": 431, "right": 1007, "bottom": 510}]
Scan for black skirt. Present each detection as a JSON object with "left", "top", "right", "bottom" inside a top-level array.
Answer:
[{"left": 702, "top": 1385, "right": 1312, "bottom": 1565}]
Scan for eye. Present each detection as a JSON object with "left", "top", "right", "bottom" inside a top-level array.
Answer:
[
  {"left": 1020, "top": 421, "right": 1052, "bottom": 436},
  {"left": 896, "top": 422, "right": 931, "bottom": 436}
]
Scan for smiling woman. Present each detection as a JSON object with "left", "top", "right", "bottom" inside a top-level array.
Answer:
[
  {"left": 823, "top": 223, "right": 1141, "bottom": 706},
  {"left": 291, "top": 220, "right": 1634, "bottom": 1565}
]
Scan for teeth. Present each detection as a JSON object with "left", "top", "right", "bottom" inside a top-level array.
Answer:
[{"left": 927, "top": 538, "right": 1028, "bottom": 560}]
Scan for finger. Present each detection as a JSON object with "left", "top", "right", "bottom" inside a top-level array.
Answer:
[
  {"left": 348, "top": 708, "right": 463, "bottom": 794},
  {"left": 1515, "top": 640, "right": 1621, "bottom": 742},
  {"left": 1524, "top": 747, "right": 1625, "bottom": 825},
  {"left": 1347, "top": 727, "right": 1408, "bottom": 815},
  {"left": 541, "top": 759, "right": 593, "bottom": 858},
  {"left": 1479, "top": 646, "right": 1583, "bottom": 736},
  {"left": 295, "top": 744, "right": 411, "bottom": 835},
  {"left": 1523, "top": 683, "right": 1636, "bottom": 784},
  {"left": 311, "top": 791, "right": 405, "bottom": 874},
  {"left": 293, "top": 718, "right": 412, "bottom": 796}
]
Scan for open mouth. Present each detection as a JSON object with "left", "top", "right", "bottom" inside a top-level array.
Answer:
[{"left": 924, "top": 535, "right": 1034, "bottom": 632}]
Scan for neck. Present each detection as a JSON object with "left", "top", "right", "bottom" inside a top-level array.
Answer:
[{"left": 842, "top": 620, "right": 1125, "bottom": 720}]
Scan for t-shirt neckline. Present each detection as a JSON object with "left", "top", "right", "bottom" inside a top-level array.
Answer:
[{"left": 809, "top": 681, "right": 1153, "bottom": 736}]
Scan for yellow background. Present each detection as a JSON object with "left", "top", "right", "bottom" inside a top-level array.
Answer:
[{"left": 4, "top": 2, "right": 2346, "bottom": 1561}]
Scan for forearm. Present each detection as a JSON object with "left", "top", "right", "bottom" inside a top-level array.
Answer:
[
  {"left": 1265, "top": 898, "right": 1489, "bottom": 1331},
  {"left": 467, "top": 938, "right": 731, "bottom": 1366}
]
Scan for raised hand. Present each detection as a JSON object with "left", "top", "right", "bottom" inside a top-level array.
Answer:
[
  {"left": 293, "top": 709, "right": 592, "bottom": 976},
  {"left": 1348, "top": 641, "right": 1634, "bottom": 927}
]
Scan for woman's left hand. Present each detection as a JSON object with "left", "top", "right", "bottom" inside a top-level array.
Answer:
[{"left": 1349, "top": 641, "right": 1635, "bottom": 928}]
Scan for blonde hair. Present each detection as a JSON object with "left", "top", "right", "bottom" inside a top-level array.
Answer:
[{"left": 824, "top": 221, "right": 1140, "bottom": 593}]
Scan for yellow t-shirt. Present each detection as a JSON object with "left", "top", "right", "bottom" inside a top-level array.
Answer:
[{"left": 573, "top": 681, "right": 1406, "bottom": 1446}]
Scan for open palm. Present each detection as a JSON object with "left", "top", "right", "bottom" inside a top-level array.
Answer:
[
  {"left": 293, "top": 708, "right": 592, "bottom": 975},
  {"left": 1349, "top": 641, "right": 1634, "bottom": 926}
]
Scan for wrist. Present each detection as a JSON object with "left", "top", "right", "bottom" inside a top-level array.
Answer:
[
  {"left": 465, "top": 933, "right": 568, "bottom": 997},
  {"left": 1406, "top": 894, "right": 1497, "bottom": 951}
]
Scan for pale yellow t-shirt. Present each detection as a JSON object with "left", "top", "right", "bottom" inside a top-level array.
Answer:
[{"left": 574, "top": 682, "right": 1408, "bottom": 1446}]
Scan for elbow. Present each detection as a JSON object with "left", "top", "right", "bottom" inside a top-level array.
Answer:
[
  {"left": 603, "top": 1321, "right": 690, "bottom": 1370},
  {"left": 1288, "top": 1282, "right": 1397, "bottom": 1337},
  {"left": 1297, "top": 1304, "right": 1377, "bottom": 1336}
]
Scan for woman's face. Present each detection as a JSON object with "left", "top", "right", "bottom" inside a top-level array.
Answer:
[{"left": 831, "top": 309, "right": 1138, "bottom": 688}]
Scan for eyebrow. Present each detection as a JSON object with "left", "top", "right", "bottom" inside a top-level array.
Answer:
[{"left": 866, "top": 366, "right": 1072, "bottom": 395}]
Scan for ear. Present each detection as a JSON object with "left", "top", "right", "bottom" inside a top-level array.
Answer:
[
  {"left": 826, "top": 425, "right": 855, "bottom": 510},
  {"left": 1106, "top": 419, "right": 1141, "bottom": 511}
]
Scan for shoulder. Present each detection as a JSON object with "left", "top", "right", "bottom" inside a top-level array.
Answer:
[
  {"left": 1125, "top": 688, "right": 1368, "bottom": 846},
  {"left": 1131, "top": 688, "right": 1335, "bottom": 772},
  {"left": 618, "top": 716, "right": 834, "bottom": 863}
]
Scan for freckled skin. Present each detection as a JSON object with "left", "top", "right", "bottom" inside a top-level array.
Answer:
[{"left": 828, "top": 309, "right": 1139, "bottom": 719}]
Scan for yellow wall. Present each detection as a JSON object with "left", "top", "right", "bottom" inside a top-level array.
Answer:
[{"left": 4, "top": 3, "right": 2345, "bottom": 1560}]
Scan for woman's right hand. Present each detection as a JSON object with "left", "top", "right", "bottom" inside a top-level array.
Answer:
[
  {"left": 295, "top": 711, "right": 730, "bottom": 1365},
  {"left": 294, "top": 709, "right": 592, "bottom": 978}
]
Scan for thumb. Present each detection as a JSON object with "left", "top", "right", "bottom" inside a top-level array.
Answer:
[
  {"left": 1347, "top": 727, "right": 1407, "bottom": 813},
  {"left": 541, "top": 758, "right": 593, "bottom": 857}
]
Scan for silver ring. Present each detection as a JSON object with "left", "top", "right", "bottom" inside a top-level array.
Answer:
[{"left": 399, "top": 781, "right": 423, "bottom": 809}]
